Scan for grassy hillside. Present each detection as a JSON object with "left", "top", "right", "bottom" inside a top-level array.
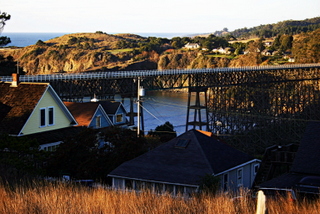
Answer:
[
  {"left": 1, "top": 182, "right": 319, "bottom": 213},
  {"left": 0, "top": 32, "right": 153, "bottom": 75}
]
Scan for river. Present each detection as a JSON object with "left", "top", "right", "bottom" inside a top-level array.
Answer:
[{"left": 115, "top": 90, "right": 206, "bottom": 136}]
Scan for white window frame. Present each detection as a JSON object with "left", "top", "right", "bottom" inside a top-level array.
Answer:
[{"left": 40, "top": 107, "right": 55, "bottom": 127}]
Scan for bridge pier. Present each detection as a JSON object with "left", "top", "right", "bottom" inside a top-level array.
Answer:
[{"left": 186, "top": 87, "right": 209, "bottom": 132}]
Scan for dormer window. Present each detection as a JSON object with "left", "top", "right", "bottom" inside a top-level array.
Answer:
[{"left": 40, "top": 107, "right": 55, "bottom": 127}]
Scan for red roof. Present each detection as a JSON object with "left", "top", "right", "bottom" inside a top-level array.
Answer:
[{"left": 64, "top": 102, "right": 100, "bottom": 127}]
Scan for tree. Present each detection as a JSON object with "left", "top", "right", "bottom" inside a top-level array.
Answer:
[
  {"left": 0, "top": 11, "right": 11, "bottom": 46},
  {"left": 46, "top": 127, "right": 149, "bottom": 180},
  {"left": 0, "top": 134, "right": 46, "bottom": 184},
  {"left": 148, "top": 121, "right": 177, "bottom": 142},
  {"left": 280, "top": 35, "right": 293, "bottom": 51}
]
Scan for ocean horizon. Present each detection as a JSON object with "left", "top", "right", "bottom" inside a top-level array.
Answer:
[{"left": 1, "top": 32, "right": 198, "bottom": 47}]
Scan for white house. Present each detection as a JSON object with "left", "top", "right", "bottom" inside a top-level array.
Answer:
[
  {"left": 108, "top": 129, "right": 260, "bottom": 195},
  {"left": 184, "top": 43, "right": 200, "bottom": 49}
]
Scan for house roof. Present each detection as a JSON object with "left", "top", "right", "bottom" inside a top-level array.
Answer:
[
  {"left": 0, "top": 82, "right": 48, "bottom": 135},
  {"left": 258, "top": 121, "right": 320, "bottom": 190},
  {"left": 108, "top": 129, "right": 255, "bottom": 186},
  {"left": 100, "top": 100, "right": 125, "bottom": 115},
  {"left": 291, "top": 121, "right": 320, "bottom": 176},
  {"left": 258, "top": 173, "right": 305, "bottom": 189},
  {"left": 64, "top": 102, "right": 100, "bottom": 127},
  {"left": 26, "top": 126, "right": 86, "bottom": 145}
]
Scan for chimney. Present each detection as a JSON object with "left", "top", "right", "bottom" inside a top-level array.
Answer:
[{"left": 11, "top": 73, "right": 19, "bottom": 87}]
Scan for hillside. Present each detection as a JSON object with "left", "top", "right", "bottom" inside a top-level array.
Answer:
[
  {"left": 0, "top": 32, "right": 233, "bottom": 75},
  {"left": 0, "top": 19, "right": 319, "bottom": 75},
  {"left": 230, "top": 17, "right": 320, "bottom": 39},
  {"left": 0, "top": 33, "right": 155, "bottom": 75}
]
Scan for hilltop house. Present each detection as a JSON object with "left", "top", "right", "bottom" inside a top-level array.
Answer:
[
  {"left": 0, "top": 74, "right": 78, "bottom": 150},
  {"left": 108, "top": 129, "right": 260, "bottom": 195},
  {"left": 184, "top": 43, "right": 200, "bottom": 49},
  {"left": 212, "top": 47, "right": 234, "bottom": 55}
]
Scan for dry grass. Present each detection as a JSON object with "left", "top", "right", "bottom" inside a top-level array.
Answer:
[{"left": 0, "top": 182, "right": 319, "bottom": 214}]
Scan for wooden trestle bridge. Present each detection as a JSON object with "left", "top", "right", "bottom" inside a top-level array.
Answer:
[{"left": 2, "top": 63, "right": 320, "bottom": 152}]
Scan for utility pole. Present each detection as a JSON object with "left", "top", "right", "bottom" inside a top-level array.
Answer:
[
  {"left": 137, "top": 77, "right": 141, "bottom": 136},
  {"left": 136, "top": 77, "right": 145, "bottom": 137}
]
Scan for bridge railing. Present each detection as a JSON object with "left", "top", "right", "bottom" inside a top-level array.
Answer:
[{"left": 0, "top": 63, "right": 320, "bottom": 82}]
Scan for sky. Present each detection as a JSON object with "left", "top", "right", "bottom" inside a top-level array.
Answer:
[{"left": 1, "top": 0, "right": 320, "bottom": 34}]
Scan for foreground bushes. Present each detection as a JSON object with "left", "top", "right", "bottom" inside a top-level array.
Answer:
[{"left": 0, "top": 182, "right": 319, "bottom": 214}]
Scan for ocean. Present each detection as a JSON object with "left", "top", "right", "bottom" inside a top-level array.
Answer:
[{"left": 1, "top": 32, "right": 193, "bottom": 47}]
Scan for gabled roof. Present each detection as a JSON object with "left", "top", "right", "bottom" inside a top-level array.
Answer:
[
  {"left": 109, "top": 129, "right": 255, "bottom": 186},
  {"left": 291, "top": 121, "right": 320, "bottom": 175},
  {"left": 64, "top": 102, "right": 100, "bottom": 127},
  {"left": 100, "top": 100, "right": 126, "bottom": 115},
  {"left": 0, "top": 82, "right": 48, "bottom": 135}
]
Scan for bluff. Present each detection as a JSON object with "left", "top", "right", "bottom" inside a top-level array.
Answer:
[{"left": 0, "top": 33, "right": 233, "bottom": 75}]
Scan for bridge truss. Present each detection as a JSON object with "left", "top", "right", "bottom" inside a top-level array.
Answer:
[{"left": 2, "top": 63, "right": 320, "bottom": 154}]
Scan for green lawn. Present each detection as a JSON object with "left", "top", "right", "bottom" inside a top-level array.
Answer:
[
  {"left": 107, "top": 48, "right": 133, "bottom": 54},
  {"left": 206, "top": 54, "right": 237, "bottom": 59}
]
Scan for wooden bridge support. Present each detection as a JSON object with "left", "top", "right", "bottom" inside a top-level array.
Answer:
[{"left": 186, "top": 87, "right": 209, "bottom": 132}]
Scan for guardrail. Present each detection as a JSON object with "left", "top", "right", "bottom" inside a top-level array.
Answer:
[{"left": 1, "top": 63, "right": 320, "bottom": 82}]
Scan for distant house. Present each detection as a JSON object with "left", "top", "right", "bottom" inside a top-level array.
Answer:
[
  {"left": 108, "top": 129, "right": 260, "bottom": 195},
  {"left": 184, "top": 43, "right": 200, "bottom": 49},
  {"left": 0, "top": 74, "right": 77, "bottom": 136},
  {"left": 261, "top": 49, "right": 273, "bottom": 56},
  {"left": 264, "top": 41, "right": 273, "bottom": 47},
  {"left": 212, "top": 47, "right": 234, "bottom": 55},
  {"left": 64, "top": 102, "right": 113, "bottom": 129},
  {"left": 257, "top": 121, "right": 320, "bottom": 196},
  {"left": 100, "top": 101, "right": 128, "bottom": 127},
  {"left": 0, "top": 74, "right": 78, "bottom": 151}
]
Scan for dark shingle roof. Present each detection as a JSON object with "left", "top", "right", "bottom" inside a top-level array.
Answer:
[
  {"left": 109, "top": 129, "right": 255, "bottom": 186},
  {"left": 291, "top": 121, "right": 320, "bottom": 175},
  {"left": 99, "top": 101, "right": 122, "bottom": 114},
  {"left": 258, "top": 173, "right": 305, "bottom": 189},
  {"left": 0, "top": 82, "right": 48, "bottom": 135}
]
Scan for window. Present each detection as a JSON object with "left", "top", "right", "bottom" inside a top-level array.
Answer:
[
  {"left": 48, "top": 107, "right": 54, "bottom": 125},
  {"left": 116, "top": 114, "right": 123, "bottom": 123},
  {"left": 223, "top": 173, "right": 229, "bottom": 191},
  {"left": 40, "top": 107, "right": 55, "bottom": 127},
  {"left": 237, "top": 168, "right": 243, "bottom": 187},
  {"left": 96, "top": 115, "right": 101, "bottom": 128},
  {"left": 253, "top": 163, "right": 260, "bottom": 176},
  {"left": 40, "top": 108, "right": 46, "bottom": 127}
]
